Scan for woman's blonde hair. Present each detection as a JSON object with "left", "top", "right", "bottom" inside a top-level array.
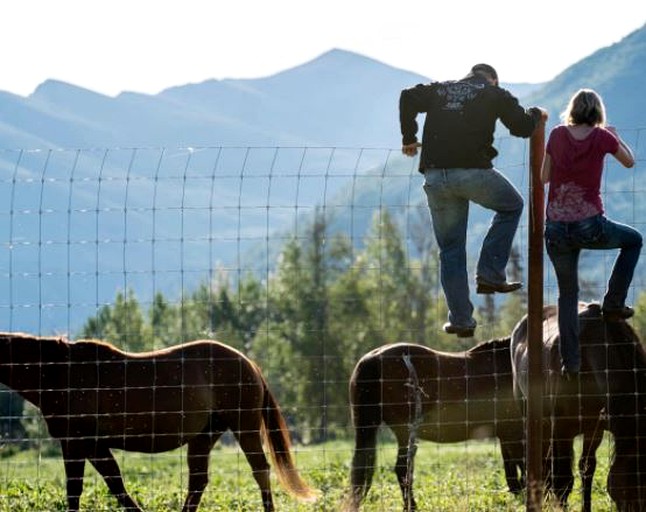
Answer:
[{"left": 561, "top": 88, "right": 607, "bottom": 127}]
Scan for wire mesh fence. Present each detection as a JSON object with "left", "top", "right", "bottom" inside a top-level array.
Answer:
[{"left": 0, "top": 132, "right": 644, "bottom": 510}]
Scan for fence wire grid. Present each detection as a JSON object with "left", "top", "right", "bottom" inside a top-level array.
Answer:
[{"left": 0, "top": 131, "right": 645, "bottom": 511}]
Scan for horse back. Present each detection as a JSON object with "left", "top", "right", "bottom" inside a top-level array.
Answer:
[
  {"left": 43, "top": 340, "right": 264, "bottom": 445},
  {"left": 66, "top": 338, "right": 263, "bottom": 394},
  {"left": 352, "top": 341, "right": 519, "bottom": 434}
]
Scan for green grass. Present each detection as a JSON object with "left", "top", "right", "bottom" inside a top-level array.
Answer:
[{"left": 0, "top": 436, "right": 616, "bottom": 511}]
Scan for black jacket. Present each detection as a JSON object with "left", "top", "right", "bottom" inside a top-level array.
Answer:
[{"left": 399, "top": 76, "right": 540, "bottom": 172}]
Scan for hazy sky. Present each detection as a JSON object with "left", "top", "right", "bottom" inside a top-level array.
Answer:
[{"left": 3, "top": 0, "right": 646, "bottom": 97}]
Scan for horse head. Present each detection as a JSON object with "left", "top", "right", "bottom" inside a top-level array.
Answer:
[{"left": 583, "top": 315, "right": 646, "bottom": 511}]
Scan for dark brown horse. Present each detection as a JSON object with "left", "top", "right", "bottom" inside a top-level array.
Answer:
[
  {"left": 0, "top": 332, "right": 317, "bottom": 512},
  {"left": 344, "top": 337, "right": 526, "bottom": 511},
  {"left": 511, "top": 303, "right": 646, "bottom": 511}
]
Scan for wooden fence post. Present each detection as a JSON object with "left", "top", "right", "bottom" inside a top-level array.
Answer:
[{"left": 527, "top": 111, "right": 547, "bottom": 511}]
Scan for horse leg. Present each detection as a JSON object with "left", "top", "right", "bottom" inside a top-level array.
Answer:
[
  {"left": 499, "top": 438, "right": 525, "bottom": 495},
  {"left": 60, "top": 441, "right": 86, "bottom": 512},
  {"left": 579, "top": 428, "right": 603, "bottom": 512},
  {"left": 88, "top": 444, "right": 143, "bottom": 511},
  {"left": 181, "top": 431, "right": 222, "bottom": 512},
  {"left": 234, "top": 428, "right": 273, "bottom": 512},
  {"left": 394, "top": 439, "right": 417, "bottom": 512},
  {"left": 550, "top": 436, "right": 575, "bottom": 509}
]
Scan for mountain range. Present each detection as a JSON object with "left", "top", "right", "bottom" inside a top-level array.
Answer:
[{"left": 1, "top": 23, "right": 645, "bottom": 335}]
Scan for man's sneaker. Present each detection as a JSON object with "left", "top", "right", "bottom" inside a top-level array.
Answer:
[
  {"left": 602, "top": 305, "right": 634, "bottom": 321},
  {"left": 443, "top": 322, "right": 475, "bottom": 338},
  {"left": 476, "top": 278, "right": 523, "bottom": 295}
]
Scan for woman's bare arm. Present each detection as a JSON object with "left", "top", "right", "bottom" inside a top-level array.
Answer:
[{"left": 607, "top": 126, "right": 635, "bottom": 168}]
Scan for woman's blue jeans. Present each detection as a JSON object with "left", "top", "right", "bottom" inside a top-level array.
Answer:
[{"left": 545, "top": 214, "right": 642, "bottom": 372}]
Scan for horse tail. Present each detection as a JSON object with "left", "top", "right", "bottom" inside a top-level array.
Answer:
[
  {"left": 342, "top": 354, "right": 383, "bottom": 512},
  {"left": 257, "top": 367, "right": 318, "bottom": 502}
]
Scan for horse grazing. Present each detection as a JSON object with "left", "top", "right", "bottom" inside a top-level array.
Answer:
[
  {"left": 0, "top": 332, "right": 317, "bottom": 512},
  {"left": 344, "top": 338, "right": 525, "bottom": 511},
  {"left": 511, "top": 303, "right": 646, "bottom": 512}
]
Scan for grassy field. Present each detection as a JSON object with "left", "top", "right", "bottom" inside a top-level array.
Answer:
[{"left": 0, "top": 436, "right": 616, "bottom": 511}]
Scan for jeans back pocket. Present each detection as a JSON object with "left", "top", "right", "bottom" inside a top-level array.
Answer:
[{"left": 573, "top": 215, "right": 605, "bottom": 246}]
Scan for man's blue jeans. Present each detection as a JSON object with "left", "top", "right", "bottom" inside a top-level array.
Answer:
[
  {"left": 423, "top": 167, "right": 523, "bottom": 328},
  {"left": 545, "top": 214, "right": 643, "bottom": 372}
]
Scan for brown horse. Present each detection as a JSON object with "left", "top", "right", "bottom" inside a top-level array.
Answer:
[
  {"left": 344, "top": 337, "right": 526, "bottom": 511},
  {"left": 511, "top": 303, "right": 646, "bottom": 511},
  {"left": 0, "top": 332, "right": 317, "bottom": 512}
]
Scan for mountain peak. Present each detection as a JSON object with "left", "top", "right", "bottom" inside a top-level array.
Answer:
[
  {"left": 313, "top": 48, "right": 376, "bottom": 63},
  {"left": 301, "top": 47, "right": 420, "bottom": 74},
  {"left": 31, "top": 79, "right": 111, "bottom": 102},
  {"left": 264, "top": 47, "right": 429, "bottom": 89}
]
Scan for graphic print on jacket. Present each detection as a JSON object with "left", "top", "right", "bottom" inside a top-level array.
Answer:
[{"left": 436, "top": 82, "right": 485, "bottom": 111}]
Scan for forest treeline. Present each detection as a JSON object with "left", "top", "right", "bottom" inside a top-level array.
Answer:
[
  {"left": 3, "top": 208, "right": 646, "bottom": 444},
  {"left": 76, "top": 208, "right": 533, "bottom": 442}
]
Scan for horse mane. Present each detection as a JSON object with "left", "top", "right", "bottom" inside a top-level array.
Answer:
[
  {"left": 0, "top": 331, "right": 70, "bottom": 362},
  {"left": 0, "top": 331, "right": 68, "bottom": 342}
]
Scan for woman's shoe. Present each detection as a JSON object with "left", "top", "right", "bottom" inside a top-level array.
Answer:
[{"left": 602, "top": 306, "right": 634, "bottom": 321}]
